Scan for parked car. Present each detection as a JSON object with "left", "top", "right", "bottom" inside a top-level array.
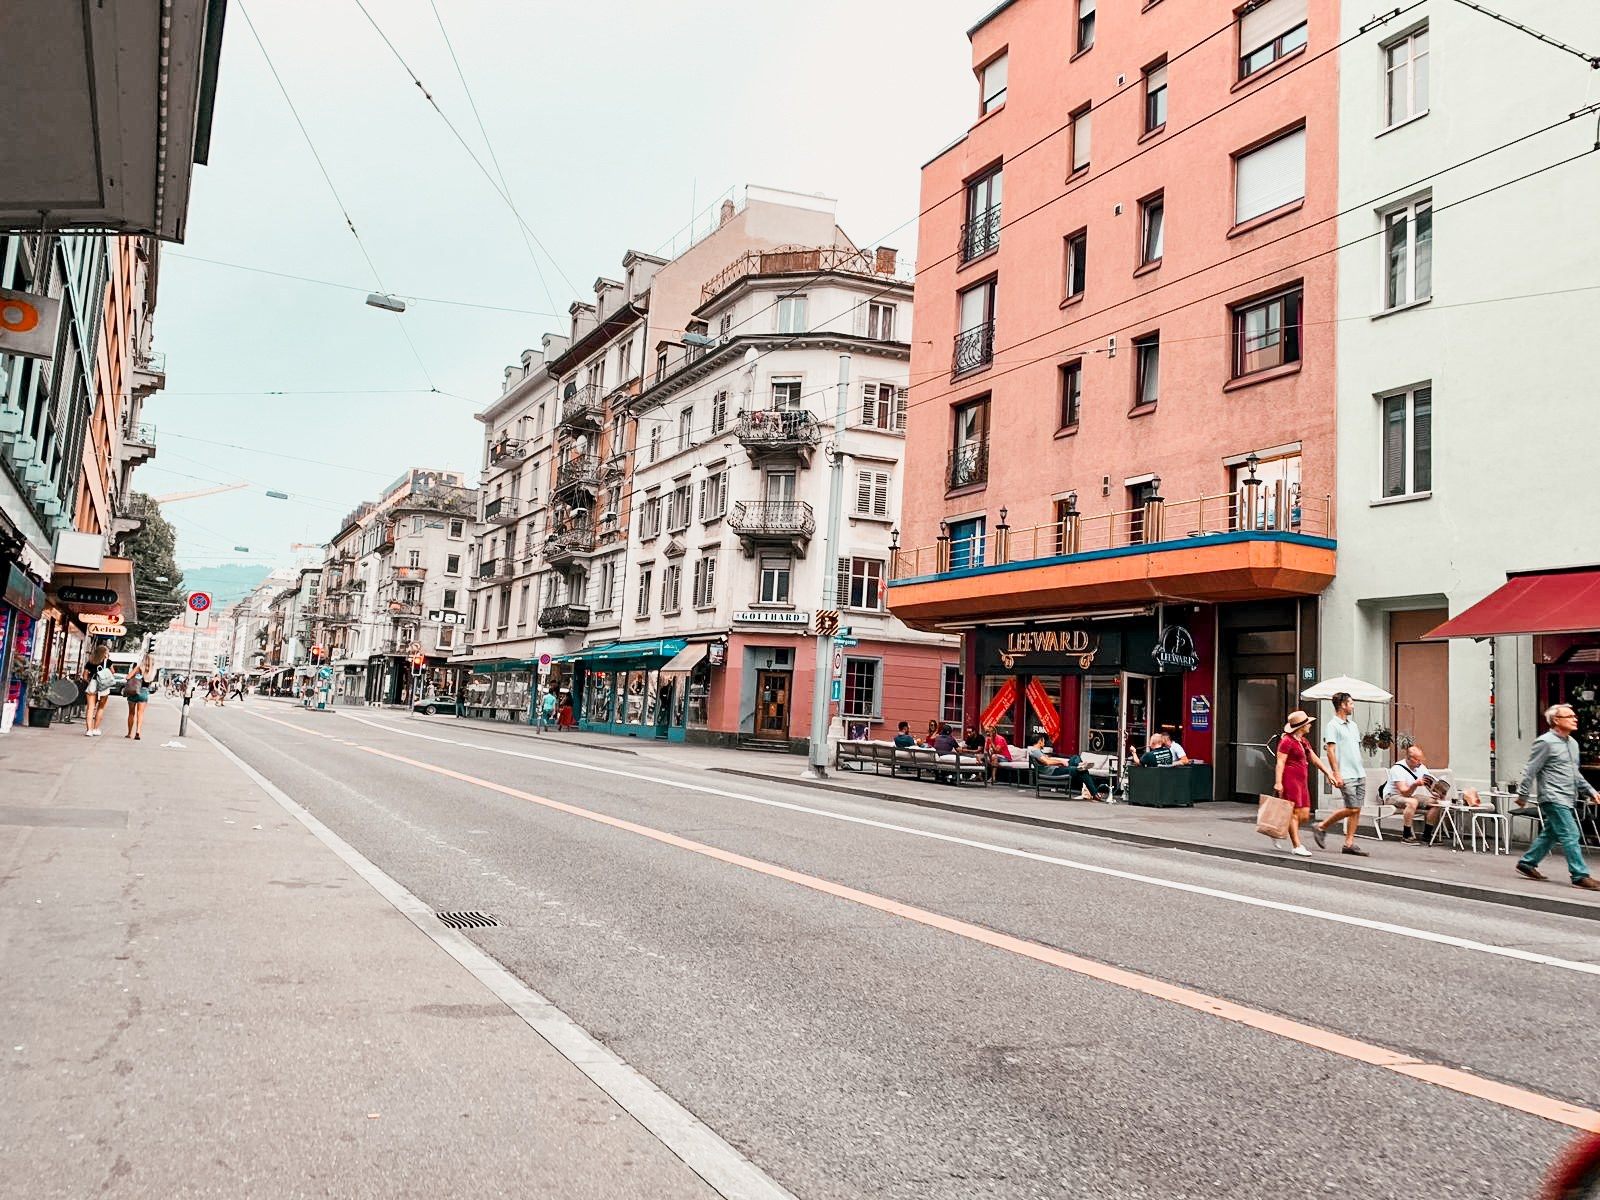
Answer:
[{"left": 413, "top": 695, "right": 459, "bottom": 716}]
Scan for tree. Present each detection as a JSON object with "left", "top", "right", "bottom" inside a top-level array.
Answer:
[{"left": 120, "top": 493, "right": 185, "bottom": 648}]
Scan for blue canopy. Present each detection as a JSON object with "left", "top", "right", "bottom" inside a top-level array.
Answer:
[{"left": 558, "top": 638, "right": 687, "bottom": 666}]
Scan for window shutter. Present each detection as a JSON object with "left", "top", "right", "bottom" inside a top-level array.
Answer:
[
  {"left": 1240, "top": 0, "right": 1308, "bottom": 55},
  {"left": 855, "top": 469, "right": 873, "bottom": 515},
  {"left": 1146, "top": 61, "right": 1168, "bottom": 93},
  {"left": 894, "top": 387, "right": 908, "bottom": 432},
  {"left": 837, "top": 557, "right": 852, "bottom": 607},
  {"left": 1412, "top": 388, "right": 1432, "bottom": 492},
  {"left": 1234, "top": 127, "right": 1305, "bottom": 223},
  {"left": 872, "top": 471, "right": 890, "bottom": 517},
  {"left": 1073, "top": 110, "right": 1092, "bottom": 171},
  {"left": 697, "top": 479, "right": 706, "bottom": 521},
  {"left": 862, "top": 383, "right": 880, "bottom": 428},
  {"left": 1382, "top": 395, "right": 1407, "bottom": 495}
]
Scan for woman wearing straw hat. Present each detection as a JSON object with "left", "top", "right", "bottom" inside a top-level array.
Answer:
[{"left": 1274, "top": 709, "right": 1339, "bottom": 857}]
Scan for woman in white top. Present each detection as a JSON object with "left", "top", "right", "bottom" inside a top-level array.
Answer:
[{"left": 82, "top": 644, "right": 115, "bottom": 737}]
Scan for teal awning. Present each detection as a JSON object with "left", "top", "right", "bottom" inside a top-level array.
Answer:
[
  {"left": 558, "top": 638, "right": 687, "bottom": 667},
  {"left": 464, "top": 658, "right": 539, "bottom": 675}
]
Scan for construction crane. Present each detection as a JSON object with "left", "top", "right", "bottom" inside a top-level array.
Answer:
[
  {"left": 288, "top": 542, "right": 327, "bottom": 551},
  {"left": 149, "top": 482, "right": 250, "bottom": 504}
]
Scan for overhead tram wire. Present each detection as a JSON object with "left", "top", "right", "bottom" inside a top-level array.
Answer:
[
  {"left": 425, "top": 0, "right": 560, "bottom": 317},
  {"left": 350, "top": 0, "right": 580, "bottom": 301},
  {"left": 156, "top": 431, "right": 398, "bottom": 477},
  {"left": 235, "top": 1, "right": 442, "bottom": 396},
  {"left": 1444, "top": 0, "right": 1600, "bottom": 68}
]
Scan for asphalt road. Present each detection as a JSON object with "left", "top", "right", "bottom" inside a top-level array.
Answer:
[{"left": 200, "top": 701, "right": 1599, "bottom": 1199}]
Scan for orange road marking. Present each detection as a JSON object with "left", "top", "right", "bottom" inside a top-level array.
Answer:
[{"left": 244, "top": 709, "right": 1600, "bottom": 1132}]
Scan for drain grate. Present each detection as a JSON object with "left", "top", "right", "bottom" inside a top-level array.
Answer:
[{"left": 436, "top": 910, "right": 501, "bottom": 930}]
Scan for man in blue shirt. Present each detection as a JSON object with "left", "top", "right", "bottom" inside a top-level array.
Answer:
[
  {"left": 892, "top": 720, "right": 917, "bottom": 749},
  {"left": 1312, "top": 692, "right": 1370, "bottom": 856},
  {"left": 1516, "top": 703, "right": 1600, "bottom": 889}
]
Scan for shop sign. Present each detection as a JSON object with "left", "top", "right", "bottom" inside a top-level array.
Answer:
[
  {"left": 57, "top": 585, "right": 118, "bottom": 608},
  {"left": 1152, "top": 623, "right": 1200, "bottom": 673},
  {"left": 87, "top": 620, "right": 127, "bottom": 637},
  {"left": 707, "top": 641, "right": 727, "bottom": 667},
  {"left": 1190, "top": 695, "right": 1211, "bottom": 733},
  {"left": 733, "top": 609, "right": 811, "bottom": 627},
  {"left": 428, "top": 609, "right": 467, "bottom": 625},
  {"left": 0, "top": 287, "right": 63, "bottom": 360},
  {"left": 976, "top": 623, "right": 1141, "bottom": 674},
  {"left": 4, "top": 563, "right": 45, "bottom": 619}
]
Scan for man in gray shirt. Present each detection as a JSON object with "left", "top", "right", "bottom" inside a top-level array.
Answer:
[{"left": 1516, "top": 703, "right": 1600, "bottom": 889}]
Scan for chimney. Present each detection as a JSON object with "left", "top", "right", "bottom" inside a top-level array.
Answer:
[
  {"left": 874, "top": 247, "right": 898, "bottom": 275},
  {"left": 719, "top": 199, "right": 736, "bottom": 227}
]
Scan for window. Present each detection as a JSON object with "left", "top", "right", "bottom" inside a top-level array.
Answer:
[
  {"left": 610, "top": 411, "right": 627, "bottom": 454},
  {"left": 854, "top": 469, "right": 891, "bottom": 519},
  {"left": 963, "top": 168, "right": 1003, "bottom": 262},
  {"left": 636, "top": 567, "right": 653, "bottom": 616},
  {"left": 842, "top": 658, "right": 882, "bottom": 720},
  {"left": 662, "top": 563, "right": 683, "bottom": 613},
  {"left": 518, "top": 583, "right": 531, "bottom": 625},
  {"left": 1239, "top": 0, "right": 1308, "bottom": 79},
  {"left": 655, "top": 349, "right": 668, "bottom": 382},
  {"left": 1144, "top": 59, "right": 1168, "bottom": 133},
  {"left": 640, "top": 494, "right": 662, "bottom": 539},
  {"left": 764, "top": 470, "right": 797, "bottom": 503},
  {"left": 668, "top": 481, "right": 692, "bottom": 531},
  {"left": 759, "top": 556, "right": 792, "bottom": 605},
  {"left": 1381, "top": 386, "right": 1432, "bottom": 498},
  {"left": 867, "top": 302, "right": 896, "bottom": 341},
  {"left": 1059, "top": 360, "right": 1082, "bottom": 428},
  {"left": 443, "top": 588, "right": 458, "bottom": 609},
  {"left": 597, "top": 559, "right": 617, "bottom": 610},
  {"left": 437, "top": 625, "right": 456, "bottom": 650},
  {"left": 941, "top": 665, "right": 965, "bottom": 727},
  {"left": 449, "top": 518, "right": 464, "bottom": 538},
  {"left": 777, "top": 294, "right": 808, "bottom": 334},
  {"left": 1070, "top": 104, "right": 1092, "bottom": 173},
  {"left": 1133, "top": 334, "right": 1160, "bottom": 409},
  {"left": 678, "top": 407, "right": 694, "bottom": 451},
  {"left": 1231, "top": 286, "right": 1302, "bottom": 376},
  {"left": 693, "top": 553, "right": 718, "bottom": 608},
  {"left": 1234, "top": 126, "right": 1306, "bottom": 224},
  {"left": 955, "top": 279, "right": 997, "bottom": 373},
  {"left": 1384, "top": 26, "right": 1428, "bottom": 127},
  {"left": 649, "top": 424, "right": 662, "bottom": 463},
  {"left": 698, "top": 470, "right": 728, "bottom": 521},
  {"left": 838, "top": 556, "right": 886, "bottom": 610},
  {"left": 446, "top": 554, "right": 461, "bottom": 574},
  {"left": 861, "top": 382, "right": 908, "bottom": 432},
  {"left": 1230, "top": 452, "right": 1302, "bottom": 530},
  {"left": 498, "top": 587, "right": 512, "bottom": 629},
  {"left": 718, "top": 314, "right": 732, "bottom": 339},
  {"left": 536, "top": 403, "right": 546, "bottom": 435},
  {"left": 1076, "top": 0, "right": 1096, "bottom": 50},
  {"left": 950, "top": 398, "right": 990, "bottom": 489},
  {"left": 1383, "top": 196, "right": 1432, "bottom": 310},
  {"left": 710, "top": 390, "right": 729, "bottom": 434},
  {"left": 1064, "top": 230, "right": 1088, "bottom": 299},
  {"left": 948, "top": 516, "right": 986, "bottom": 570},
  {"left": 980, "top": 51, "right": 1008, "bottom": 114},
  {"left": 1140, "top": 194, "right": 1164, "bottom": 267},
  {"left": 408, "top": 549, "right": 421, "bottom": 568},
  {"left": 771, "top": 377, "right": 803, "bottom": 409}
]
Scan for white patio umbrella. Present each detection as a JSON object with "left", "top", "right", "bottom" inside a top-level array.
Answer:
[{"left": 1300, "top": 675, "right": 1393, "bottom": 703}]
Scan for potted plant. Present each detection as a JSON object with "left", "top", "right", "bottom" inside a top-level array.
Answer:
[{"left": 16, "top": 660, "right": 54, "bottom": 728}]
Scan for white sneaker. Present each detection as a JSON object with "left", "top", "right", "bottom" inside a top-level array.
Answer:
[
  {"left": 1291, "top": 845, "right": 1313, "bottom": 857},
  {"left": 85, "top": 728, "right": 95, "bottom": 737},
  {"left": 1271, "top": 838, "right": 1285, "bottom": 850}
]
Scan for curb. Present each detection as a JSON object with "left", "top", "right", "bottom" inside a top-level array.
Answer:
[
  {"left": 709, "top": 768, "right": 1600, "bottom": 924},
  {"left": 410, "top": 714, "right": 641, "bottom": 756}
]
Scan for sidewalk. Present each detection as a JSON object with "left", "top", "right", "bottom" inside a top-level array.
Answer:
[
  {"left": 414, "top": 709, "right": 1600, "bottom": 922},
  {"left": 0, "top": 714, "right": 732, "bottom": 1199}
]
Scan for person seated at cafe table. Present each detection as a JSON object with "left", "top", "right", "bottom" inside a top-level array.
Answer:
[
  {"left": 892, "top": 720, "right": 917, "bottom": 750},
  {"left": 929, "top": 724, "right": 960, "bottom": 755},
  {"left": 1139, "top": 734, "right": 1176, "bottom": 768},
  {"left": 923, "top": 718, "right": 941, "bottom": 745},
  {"left": 1384, "top": 745, "right": 1445, "bottom": 843},
  {"left": 1027, "top": 734, "right": 1098, "bottom": 799},
  {"left": 1163, "top": 731, "right": 1192, "bottom": 765}
]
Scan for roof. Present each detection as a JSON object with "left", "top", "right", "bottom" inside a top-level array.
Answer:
[{"left": 967, "top": 0, "right": 1021, "bottom": 38}]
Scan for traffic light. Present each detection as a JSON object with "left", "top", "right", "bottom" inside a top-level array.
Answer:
[{"left": 409, "top": 653, "right": 426, "bottom": 670}]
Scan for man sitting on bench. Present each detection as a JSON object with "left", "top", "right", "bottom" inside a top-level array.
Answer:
[{"left": 1028, "top": 734, "right": 1097, "bottom": 799}]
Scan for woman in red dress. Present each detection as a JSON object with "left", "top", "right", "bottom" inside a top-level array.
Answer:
[{"left": 1274, "top": 709, "right": 1339, "bottom": 857}]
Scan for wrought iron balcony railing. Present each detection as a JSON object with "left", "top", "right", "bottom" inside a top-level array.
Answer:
[
  {"left": 947, "top": 439, "right": 989, "bottom": 490},
  {"left": 558, "top": 383, "right": 603, "bottom": 430},
  {"left": 735, "top": 409, "right": 819, "bottom": 454},
  {"left": 959, "top": 205, "right": 1001, "bottom": 262},
  {"left": 554, "top": 455, "right": 601, "bottom": 496},
  {"left": 483, "top": 496, "right": 521, "bottom": 525},
  {"left": 728, "top": 500, "right": 816, "bottom": 539},
  {"left": 538, "top": 603, "right": 592, "bottom": 632},
  {"left": 545, "top": 522, "right": 596, "bottom": 562},
  {"left": 488, "top": 437, "right": 531, "bottom": 468},
  {"left": 952, "top": 320, "right": 996, "bottom": 375}
]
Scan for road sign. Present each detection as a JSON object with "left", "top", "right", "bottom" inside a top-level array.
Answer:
[
  {"left": 538, "top": 653, "right": 552, "bottom": 667},
  {"left": 830, "top": 678, "right": 842, "bottom": 703},
  {"left": 833, "top": 635, "right": 859, "bottom": 648},
  {"left": 187, "top": 591, "right": 212, "bottom": 613}
]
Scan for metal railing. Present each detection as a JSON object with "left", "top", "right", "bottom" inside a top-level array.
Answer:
[
  {"left": 123, "top": 420, "right": 156, "bottom": 446},
  {"left": 538, "top": 603, "right": 592, "bottom": 631},
  {"left": 890, "top": 488, "right": 1333, "bottom": 579},
  {"left": 701, "top": 245, "right": 906, "bottom": 304},
  {"left": 554, "top": 455, "right": 601, "bottom": 494},
  {"left": 545, "top": 522, "right": 596, "bottom": 560},
  {"left": 484, "top": 496, "right": 521, "bottom": 524},
  {"left": 558, "top": 383, "right": 603, "bottom": 429},
  {"left": 947, "top": 439, "right": 989, "bottom": 490},
  {"left": 729, "top": 500, "right": 816, "bottom": 539},
  {"left": 959, "top": 206, "right": 1001, "bottom": 262},
  {"left": 735, "top": 409, "right": 819, "bottom": 451},
  {"left": 478, "top": 559, "right": 512, "bottom": 582},
  {"left": 488, "top": 437, "right": 530, "bottom": 467},
  {"left": 952, "top": 321, "right": 995, "bottom": 375}
]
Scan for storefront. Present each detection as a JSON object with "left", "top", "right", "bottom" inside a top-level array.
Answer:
[
  {"left": 462, "top": 660, "right": 537, "bottom": 723},
  {"left": 563, "top": 638, "right": 695, "bottom": 741},
  {"left": 2, "top": 560, "right": 45, "bottom": 732}
]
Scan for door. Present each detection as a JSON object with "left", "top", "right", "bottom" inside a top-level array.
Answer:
[
  {"left": 754, "top": 669, "right": 792, "bottom": 740},
  {"left": 1230, "top": 673, "right": 1289, "bottom": 800},
  {"left": 1122, "top": 673, "right": 1153, "bottom": 760},
  {"left": 1082, "top": 674, "right": 1121, "bottom": 758}
]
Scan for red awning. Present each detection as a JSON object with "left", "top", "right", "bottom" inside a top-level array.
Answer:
[{"left": 1425, "top": 568, "right": 1600, "bottom": 640}]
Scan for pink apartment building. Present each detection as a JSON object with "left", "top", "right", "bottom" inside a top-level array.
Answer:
[{"left": 891, "top": 0, "right": 1340, "bottom": 801}]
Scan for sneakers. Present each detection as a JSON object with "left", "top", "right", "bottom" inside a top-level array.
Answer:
[
  {"left": 1290, "top": 845, "right": 1313, "bottom": 857},
  {"left": 1342, "top": 845, "right": 1370, "bottom": 857},
  {"left": 1312, "top": 826, "right": 1328, "bottom": 850},
  {"left": 1516, "top": 862, "right": 1548, "bottom": 882},
  {"left": 1401, "top": 829, "right": 1418, "bottom": 844}
]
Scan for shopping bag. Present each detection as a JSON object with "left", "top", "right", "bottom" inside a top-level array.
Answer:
[{"left": 1256, "top": 793, "right": 1293, "bottom": 841}]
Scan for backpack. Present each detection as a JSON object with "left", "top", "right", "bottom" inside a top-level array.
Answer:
[{"left": 123, "top": 671, "right": 143, "bottom": 698}]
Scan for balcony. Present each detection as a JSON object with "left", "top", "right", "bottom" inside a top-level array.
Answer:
[
  {"left": 948, "top": 439, "right": 989, "bottom": 491},
  {"left": 887, "top": 490, "right": 1337, "bottom": 629},
  {"left": 387, "top": 565, "right": 426, "bottom": 583},
  {"left": 729, "top": 500, "right": 815, "bottom": 557},
  {"left": 701, "top": 245, "right": 904, "bottom": 304},
  {"left": 484, "top": 496, "right": 521, "bottom": 526},
  {"left": 558, "top": 383, "right": 603, "bottom": 431},
  {"left": 131, "top": 353, "right": 166, "bottom": 399},
  {"left": 488, "top": 436, "right": 531, "bottom": 469},
  {"left": 959, "top": 205, "right": 1001, "bottom": 263},
  {"left": 386, "top": 597, "right": 423, "bottom": 618},
  {"left": 545, "top": 521, "right": 596, "bottom": 564},
  {"left": 538, "top": 603, "right": 592, "bottom": 633},
  {"left": 121, "top": 419, "right": 157, "bottom": 467},
  {"left": 952, "top": 320, "right": 995, "bottom": 376},
  {"left": 735, "top": 409, "right": 820, "bottom": 464},
  {"left": 553, "top": 455, "right": 601, "bottom": 502},
  {"left": 376, "top": 522, "right": 396, "bottom": 551},
  {"left": 478, "top": 558, "right": 513, "bottom": 584}
]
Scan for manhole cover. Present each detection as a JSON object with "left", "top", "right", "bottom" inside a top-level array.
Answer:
[{"left": 436, "top": 910, "right": 500, "bottom": 929}]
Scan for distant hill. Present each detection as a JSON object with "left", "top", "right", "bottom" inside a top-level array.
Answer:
[{"left": 179, "top": 564, "right": 274, "bottom": 608}]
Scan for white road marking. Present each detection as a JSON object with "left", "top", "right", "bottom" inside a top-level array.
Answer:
[
  {"left": 197, "top": 718, "right": 798, "bottom": 1200},
  {"left": 325, "top": 710, "right": 1600, "bottom": 979}
]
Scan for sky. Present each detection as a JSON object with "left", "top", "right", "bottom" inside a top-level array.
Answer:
[{"left": 148, "top": 0, "right": 987, "bottom": 571}]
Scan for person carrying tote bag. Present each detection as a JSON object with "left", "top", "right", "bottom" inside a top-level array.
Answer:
[{"left": 1271, "top": 710, "right": 1340, "bottom": 857}]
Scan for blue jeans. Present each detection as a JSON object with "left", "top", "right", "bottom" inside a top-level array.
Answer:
[{"left": 1520, "top": 802, "right": 1591, "bottom": 883}]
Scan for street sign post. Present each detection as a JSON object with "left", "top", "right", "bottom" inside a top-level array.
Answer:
[{"left": 176, "top": 595, "right": 212, "bottom": 739}]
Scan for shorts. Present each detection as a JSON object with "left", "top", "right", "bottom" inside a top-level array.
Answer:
[
  {"left": 1337, "top": 779, "right": 1366, "bottom": 809},
  {"left": 128, "top": 691, "right": 149, "bottom": 705}
]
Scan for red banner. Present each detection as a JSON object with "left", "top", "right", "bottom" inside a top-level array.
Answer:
[
  {"left": 978, "top": 679, "right": 1017, "bottom": 730},
  {"left": 1024, "top": 678, "right": 1062, "bottom": 742}
]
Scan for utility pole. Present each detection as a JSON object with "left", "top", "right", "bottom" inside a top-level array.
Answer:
[
  {"left": 177, "top": 612, "right": 198, "bottom": 738},
  {"left": 806, "top": 354, "right": 851, "bottom": 779}
]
